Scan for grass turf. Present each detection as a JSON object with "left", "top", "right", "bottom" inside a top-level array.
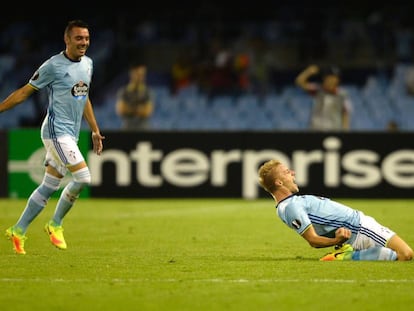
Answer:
[{"left": 0, "top": 198, "right": 413, "bottom": 311}]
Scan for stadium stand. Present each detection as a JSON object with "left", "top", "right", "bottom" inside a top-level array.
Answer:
[{"left": 2, "top": 6, "right": 414, "bottom": 131}]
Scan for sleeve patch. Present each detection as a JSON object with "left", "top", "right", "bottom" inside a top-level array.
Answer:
[{"left": 291, "top": 219, "right": 302, "bottom": 229}]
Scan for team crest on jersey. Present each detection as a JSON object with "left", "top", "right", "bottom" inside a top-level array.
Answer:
[
  {"left": 68, "top": 150, "right": 77, "bottom": 161},
  {"left": 292, "top": 219, "right": 301, "bottom": 229},
  {"left": 72, "top": 81, "right": 88, "bottom": 99}
]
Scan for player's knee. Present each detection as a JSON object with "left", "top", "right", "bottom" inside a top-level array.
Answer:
[
  {"left": 396, "top": 246, "right": 413, "bottom": 261},
  {"left": 72, "top": 167, "right": 91, "bottom": 185}
]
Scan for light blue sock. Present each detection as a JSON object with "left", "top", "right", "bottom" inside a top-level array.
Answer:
[
  {"left": 15, "top": 173, "right": 61, "bottom": 233},
  {"left": 52, "top": 181, "right": 85, "bottom": 225},
  {"left": 352, "top": 246, "right": 397, "bottom": 261}
]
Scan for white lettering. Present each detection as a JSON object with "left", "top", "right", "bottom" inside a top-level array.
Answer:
[
  {"left": 162, "top": 149, "right": 209, "bottom": 186},
  {"left": 324, "top": 137, "right": 341, "bottom": 187},
  {"left": 292, "top": 151, "right": 323, "bottom": 185},
  {"left": 382, "top": 150, "right": 414, "bottom": 187},
  {"left": 130, "top": 142, "right": 163, "bottom": 186},
  {"left": 86, "top": 138, "right": 414, "bottom": 199},
  {"left": 211, "top": 150, "right": 241, "bottom": 185},
  {"left": 342, "top": 151, "right": 381, "bottom": 188}
]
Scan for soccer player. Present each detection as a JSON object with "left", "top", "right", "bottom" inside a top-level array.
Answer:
[
  {"left": 0, "top": 20, "right": 105, "bottom": 254},
  {"left": 258, "top": 159, "right": 413, "bottom": 261}
]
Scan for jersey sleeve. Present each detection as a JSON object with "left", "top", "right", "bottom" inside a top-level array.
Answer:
[
  {"left": 29, "top": 59, "right": 55, "bottom": 90},
  {"left": 283, "top": 200, "right": 312, "bottom": 235}
]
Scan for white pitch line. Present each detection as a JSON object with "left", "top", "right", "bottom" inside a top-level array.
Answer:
[{"left": 1, "top": 278, "right": 414, "bottom": 284}]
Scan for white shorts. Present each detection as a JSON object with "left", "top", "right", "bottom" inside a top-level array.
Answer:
[
  {"left": 352, "top": 211, "right": 396, "bottom": 250},
  {"left": 42, "top": 135, "right": 85, "bottom": 177}
]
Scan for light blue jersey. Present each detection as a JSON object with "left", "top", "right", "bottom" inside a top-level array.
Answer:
[
  {"left": 29, "top": 51, "right": 93, "bottom": 141},
  {"left": 276, "top": 194, "right": 361, "bottom": 245}
]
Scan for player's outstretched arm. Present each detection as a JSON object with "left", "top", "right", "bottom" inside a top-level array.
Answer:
[{"left": 0, "top": 84, "right": 36, "bottom": 113}]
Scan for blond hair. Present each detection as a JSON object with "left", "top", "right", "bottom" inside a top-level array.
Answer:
[{"left": 258, "top": 159, "right": 282, "bottom": 194}]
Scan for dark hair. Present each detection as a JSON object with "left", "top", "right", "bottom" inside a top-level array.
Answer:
[
  {"left": 320, "top": 65, "right": 341, "bottom": 78},
  {"left": 64, "top": 20, "right": 89, "bottom": 36},
  {"left": 129, "top": 60, "right": 146, "bottom": 69}
]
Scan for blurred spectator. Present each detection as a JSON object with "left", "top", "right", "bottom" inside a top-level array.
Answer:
[
  {"left": 170, "top": 51, "right": 195, "bottom": 95},
  {"left": 209, "top": 48, "right": 235, "bottom": 96},
  {"left": 295, "top": 64, "right": 352, "bottom": 131},
  {"left": 203, "top": 38, "right": 237, "bottom": 97},
  {"left": 248, "top": 37, "right": 276, "bottom": 96},
  {"left": 115, "top": 62, "right": 154, "bottom": 130},
  {"left": 387, "top": 120, "right": 400, "bottom": 132},
  {"left": 233, "top": 52, "right": 251, "bottom": 94}
]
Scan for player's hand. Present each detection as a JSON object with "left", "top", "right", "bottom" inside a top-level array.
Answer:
[
  {"left": 335, "top": 227, "right": 351, "bottom": 244},
  {"left": 92, "top": 131, "right": 105, "bottom": 155}
]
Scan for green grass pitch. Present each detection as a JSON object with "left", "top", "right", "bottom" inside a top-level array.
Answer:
[{"left": 1, "top": 198, "right": 413, "bottom": 311}]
